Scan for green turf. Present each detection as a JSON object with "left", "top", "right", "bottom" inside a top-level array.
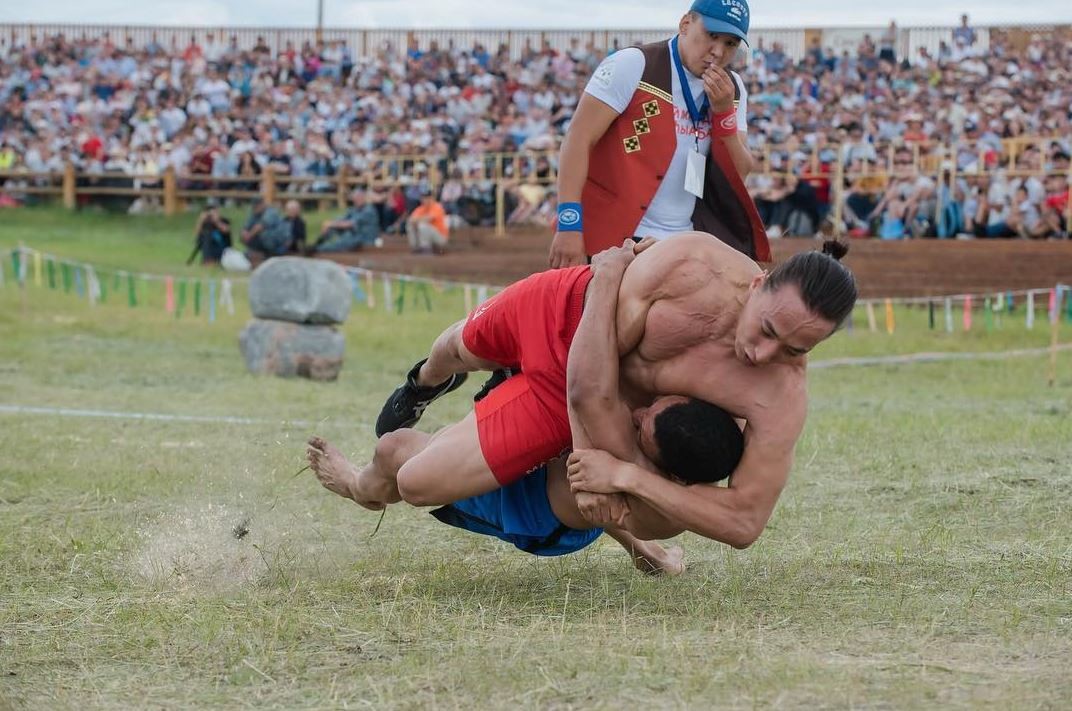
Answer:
[{"left": 1, "top": 207, "right": 1071, "bottom": 709}]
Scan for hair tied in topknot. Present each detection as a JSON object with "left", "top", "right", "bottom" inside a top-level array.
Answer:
[{"left": 821, "top": 239, "right": 849, "bottom": 262}]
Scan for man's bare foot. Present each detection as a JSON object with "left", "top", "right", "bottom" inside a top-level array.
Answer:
[
  {"left": 630, "top": 542, "right": 686, "bottom": 577},
  {"left": 306, "top": 436, "right": 384, "bottom": 511}
]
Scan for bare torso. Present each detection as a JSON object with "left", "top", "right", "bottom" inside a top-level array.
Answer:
[{"left": 613, "top": 232, "right": 808, "bottom": 432}]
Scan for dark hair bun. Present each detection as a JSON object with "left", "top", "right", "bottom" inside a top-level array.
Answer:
[{"left": 821, "top": 239, "right": 849, "bottom": 261}]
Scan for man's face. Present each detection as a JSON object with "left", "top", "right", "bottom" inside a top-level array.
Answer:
[
  {"left": 351, "top": 191, "right": 366, "bottom": 207},
  {"left": 678, "top": 13, "right": 742, "bottom": 75},
  {"left": 734, "top": 278, "right": 837, "bottom": 366},
  {"left": 631, "top": 395, "right": 689, "bottom": 466}
]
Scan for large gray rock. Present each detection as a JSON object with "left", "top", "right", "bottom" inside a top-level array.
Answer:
[
  {"left": 249, "top": 257, "right": 352, "bottom": 325},
  {"left": 239, "top": 319, "right": 345, "bottom": 381}
]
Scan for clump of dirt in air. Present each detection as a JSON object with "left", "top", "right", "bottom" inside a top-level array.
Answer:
[{"left": 129, "top": 503, "right": 272, "bottom": 592}]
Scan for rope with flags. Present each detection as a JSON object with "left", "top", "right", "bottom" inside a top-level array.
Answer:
[
  {"left": 2, "top": 245, "right": 1069, "bottom": 330},
  {"left": 2, "top": 246, "right": 504, "bottom": 320}
]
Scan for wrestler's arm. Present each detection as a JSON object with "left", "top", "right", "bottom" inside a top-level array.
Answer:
[
  {"left": 563, "top": 246, "right": 639, "bottom": 528},
  {"left": 566, "top": 250, "right": 637, "bottom": 459},
  {"left": 566, "top": 245, "right": 687, "bottom": 540},
  {"left": 569, "top": 386, "right": 806, "bottom": 548}
]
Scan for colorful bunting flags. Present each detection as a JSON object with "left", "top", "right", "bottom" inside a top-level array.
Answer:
[{"left": 3, "top": 248, "right": 1065, "bottom": 338}]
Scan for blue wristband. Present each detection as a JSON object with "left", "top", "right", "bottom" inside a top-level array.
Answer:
[{"left": 557, "top": 202, "right": 583, "bottom": 232}]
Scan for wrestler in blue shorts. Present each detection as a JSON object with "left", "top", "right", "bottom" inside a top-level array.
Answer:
[{"left": 431, "top": 464, "right": 603, "bottom": 557}]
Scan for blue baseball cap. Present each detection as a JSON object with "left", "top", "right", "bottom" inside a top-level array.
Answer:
[{"left": 690, "top": 0, "right": 750, "bottom": 45}]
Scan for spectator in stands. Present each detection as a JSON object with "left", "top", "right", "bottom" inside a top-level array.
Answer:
[
  {"left": 878, "top": 21, "right": 898, "bottom": 65},
  {"left": 980, "top": 176, "right": 1016, "bottom": 238},
  {"left": 407, "top": 188, "right": 449, "bottom": 254},
  {"left": 841, "top": 167, "right": 886, "bottom": 237},
  {"left": 284, "top": 199, "right": 307, "bottom": 254},
  {"left": 1039, "top": 175, "right": 1068, "bottom": 238},
  {"left": 235, "top": 151, "right": 261, "bottom": 193},
  {"left": 840, "top": 123, "right": 877, "bottom": 166},
  {"left": 952, "top": 14, "right": 978, "bottom": 58},
  {"left": 310, "top": 188, "right": 383, "bottom": 254},
  {"left": 306, "top": 148, "right": 337, "bottom": 193},
  {"left": 240, "top": 199, "right": 291, "bottom": 256},
  {"left": 505, "top": 176, "right": 550, "bottom": 226},
  {"left": 265, "top": 142, "right": 292, "bottom": 177},
  {"left": 1006, "top": 186, "right": 1046, "bottom": 239}
]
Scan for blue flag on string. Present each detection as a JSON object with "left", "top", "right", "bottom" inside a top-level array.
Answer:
[
  {"left": 348, "top": 273, "right": 366, "bottom": 303},
  {"left": 208, "top": 280, "right": 218, "bottom": 323}
]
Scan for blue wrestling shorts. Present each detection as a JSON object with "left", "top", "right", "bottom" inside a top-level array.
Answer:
[{"left": 429, "top": 465, "right": 602, "bottom": 557}]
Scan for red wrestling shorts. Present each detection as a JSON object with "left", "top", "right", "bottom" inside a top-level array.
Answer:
[{"left": 461, "top": 266, "right": 593, "bottom": 485}]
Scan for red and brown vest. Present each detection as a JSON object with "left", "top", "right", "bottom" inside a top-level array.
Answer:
[{"left": 581, "top": 41, "right": 771, "bottom": 262}]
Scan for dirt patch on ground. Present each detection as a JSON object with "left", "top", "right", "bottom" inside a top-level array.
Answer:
[{"left": 324, "top": 226, "right": 1072, "bottom": 298}]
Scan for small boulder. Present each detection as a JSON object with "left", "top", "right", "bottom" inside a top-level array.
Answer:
[
  {"left": 249, "top": 257, "right": 351, "bottom": 325},
  {"left": 239, "top": 319, "right": 345, "bottom": 381}
]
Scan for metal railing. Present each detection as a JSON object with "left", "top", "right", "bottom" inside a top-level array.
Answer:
[{"left": 2, "top": 23, "right": 1069, "bottom": 62}]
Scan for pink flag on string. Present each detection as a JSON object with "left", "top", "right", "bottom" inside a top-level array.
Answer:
[
  {"left": 963, "top": 295, "right": 973, "bottom": 331},
  {"left": 165, "top": 276, "right": 175, "bottom": 313},
  {"left": 1049, "top": 288, "right": 1058, "bottom": 324}
]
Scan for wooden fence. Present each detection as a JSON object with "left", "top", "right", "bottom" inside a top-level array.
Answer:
[{"left": 1, "top": 138, "right": 1069, "bottom": 237}]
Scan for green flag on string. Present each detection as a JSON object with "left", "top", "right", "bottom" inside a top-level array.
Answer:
[
  {"left": 417, "top": 282, "right": 433, "bottom": 312},
  {"left": 396, "top": 279, "right": 406, "bottom": 314},
  {"left": 176, "top": 279, "right": 187, "bottom": 319},
  {"left": 984, "top": 297, "right": 993, "bottom": 332},
  {"left": 99, "top": 271, "right": 108, "bottom": 303},
  {"left": 61, "top": 263, "right": 71, "bottom": 293},
  {"left": 127, "top": 273, "right": 137, "bottom": 307},
  {"left": 47, "top": 259, "right": 56, "bottom": 289},
  {"left": 193, "top": 280, "right": 201, "bottom": 316},
  {"left": 9, "top": 250, "right": 18, "bottom": 285}
]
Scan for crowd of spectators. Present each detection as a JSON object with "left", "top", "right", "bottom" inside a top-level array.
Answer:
[
  {"left": 0, "top": 15, "right": 1069, "bottom": 239},
  {"left": 744, "top": 16, "right": 1071, "bottom": 239}
]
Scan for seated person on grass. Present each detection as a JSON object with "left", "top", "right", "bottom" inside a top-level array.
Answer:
[
  {"left": 407, "top": 189, "right": 449, "bottom": 254},
  {"left": 284, "top": 199, "right": 307, "bottom": 255},
  {"left": 187, "top": 199, "right": 232, "bottom": 265},
  {"left": 241, "top": 198, "right": 292, "bottom": 257},
  {"left": 310, "top": 188, "right": 382, "bottom": 254}
]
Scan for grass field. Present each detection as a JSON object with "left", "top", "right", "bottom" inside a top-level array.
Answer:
[{"left": 2, "top": 208, "right": 1071, "bottom": 709}]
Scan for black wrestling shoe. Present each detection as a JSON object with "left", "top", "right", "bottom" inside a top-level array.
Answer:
[
  {"left": 375, "top": 359, "right": 468, "bottom": 436},
  {"left": 473, "top": 368, "right": 517, "bottom": 403}
]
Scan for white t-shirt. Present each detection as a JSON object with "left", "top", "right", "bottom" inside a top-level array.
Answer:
[{"left": 584, "top": 40, "right": 749, "bottom": 239}]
